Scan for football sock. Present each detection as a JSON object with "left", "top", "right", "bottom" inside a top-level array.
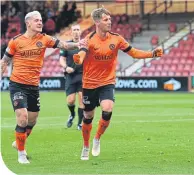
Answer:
[
  {"left": 95, "top": 111, "right": 112, "bottom": 140},
  {"left": 15, "top": 125, "right": 27, "bottom": 151},
  {"left": 82, "top": 117, "right": 93, "bottom": 147},
  {"left": 68, "top": 104, "right": 75, "bottom": 117},
  {"left": 78, "top": 108, "right": 84, "bottom": 125}
]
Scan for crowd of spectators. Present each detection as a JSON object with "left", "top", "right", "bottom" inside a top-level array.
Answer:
[{"left": 1, "top": 0, "right": 81, "bottom": 58}]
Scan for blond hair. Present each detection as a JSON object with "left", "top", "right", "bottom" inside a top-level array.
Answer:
[
  {"left": 25, "top": 11, "right": 41, "bottom": 22},
  {"left": 91, "top": 7, "right": 111, "bottom": 22}
]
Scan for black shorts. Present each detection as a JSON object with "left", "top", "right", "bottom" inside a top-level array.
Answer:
[
  {"left": 9, "top": 81, "right": 40, "bottom": 112},
  {"left": 82, "top": 84, "right": 115, "bottom": 111},
  {"left": 65, "top": 74, "right": 82, "bottom": 96}
]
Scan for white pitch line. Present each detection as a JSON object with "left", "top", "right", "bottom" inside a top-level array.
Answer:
[{"left": 1, "top": 118, "right": 194, "bottom": 128}]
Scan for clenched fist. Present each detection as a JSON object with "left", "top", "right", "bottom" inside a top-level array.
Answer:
[{"left": 153, "top": 48, "right": 163, "bottom": 57}]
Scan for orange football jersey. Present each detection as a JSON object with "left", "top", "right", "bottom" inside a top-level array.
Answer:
[
  {"left": 5, "top": 33, "right": 59, "bottom": 86},
  {"left": 82, "top": 31, "right": 131, "bottom": 89}
]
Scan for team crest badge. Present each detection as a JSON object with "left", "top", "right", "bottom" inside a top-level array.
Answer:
[
  {"left": 109, "top": 44, "right": 115, "bottom": 50},
  {"left": 36, "top": 41, "right": 43, "bottom": 48}
]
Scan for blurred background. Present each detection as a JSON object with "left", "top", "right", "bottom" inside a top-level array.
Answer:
[{"left": 1, "top": 0, "right": 194, "bottom": 92}]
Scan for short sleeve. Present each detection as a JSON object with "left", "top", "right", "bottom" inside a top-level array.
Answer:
[
  {"left": 118, "top": 35, "right": 132, "bottom": 52},
  {"left": 60, "top": 49, "right": 67, "bottom": 57},
  {"left": 5, "top": 39, "right": 16, "bottom": 57},
  {"left": 44, "top": 34, "right": 60, "bottom": 48}
]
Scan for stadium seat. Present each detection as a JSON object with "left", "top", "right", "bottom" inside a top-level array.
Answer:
[
  {"left": 154, "top": 71, "right": 160, "bottom": 76},
  {"left": 182, "top": 71, "right": 189, "bottom": 76},
  {"left": 140, "top": 72, "right": 147, "bottom": 76},
  {"left": 168, "top": 72, "right": 175, "bottom": 76},
  {"left": 169, "top": 23, "right": 177, "bottom": 33},
  {"left": 161, "top": 71, "right": 168, "bottom": 76},
  {"left": 151, "top": 35, "right": 159, "bottom": 46},
  {"left": 147, "top": 72, "right": 154, "bottom": 76}
]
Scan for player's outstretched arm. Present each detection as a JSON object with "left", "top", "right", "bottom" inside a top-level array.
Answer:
[
  {"left": 56, "top": 39, "right": 88, "bottom": 50},
  {"left": 0, "top": 54, "right": 12, "bottom": 77},
  {"left": 127, "top": 47, "right": 163, "bottom": 59},
  {"left": 57, "top": 40, "right": 79, "bottom": 50}
]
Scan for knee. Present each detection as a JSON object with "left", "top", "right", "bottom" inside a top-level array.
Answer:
[
  {"left": 101, "top": 101, "right": 113, "bottom": 112},
  {"left": 67, "top": 97, "right": 75, "bottom": 105},
  {"left": 84, "top": 111, "right": 94, "bottom": 119},
  {"left": 16, "top": 110, "right": 28, "bottom": 127},
  {"left": 102, "top": 111, "right": 112, "bottom": 121},
  {"left": 83, "top": 117, "right": 93, "bottom": 124}
]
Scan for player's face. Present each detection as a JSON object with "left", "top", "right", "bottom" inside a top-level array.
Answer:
[
  {"left": 98, "top": 13, "right": 111, "bottom": 32},
  {"left": 28, "top": 15, "right": 43, "bottom": 33},
  {"left": 71, "top": 25, "right": 81, "bottom": 41}
]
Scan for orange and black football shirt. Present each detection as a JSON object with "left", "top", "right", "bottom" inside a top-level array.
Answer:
[
  {"left": 82, "top": 31, "right": 131, "bottom": 89},
  {"left": 5, "top": 33, "right": 59, "bottom": 86}
]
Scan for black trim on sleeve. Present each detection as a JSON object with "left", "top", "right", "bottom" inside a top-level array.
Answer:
[
  {"left": 5, "top": 52, "right": 13, "bottom": 58},
  {"left": 13, "top": 34, "right": 22, "bottom": 40},
  {"left": 80, "top": 48, "right": 88, "bottom": 52},
  {"left": 123, "top": 45, "right": 132, "bottom": 52},
  {"left": 53, "top": 39, "right": 60, "bottom": 48},
  {"left": 89, "top": 31, "right": 96, "bottom": 39},
  {"left": 109, "top": 32, "right": 119, "bottom": 36}
]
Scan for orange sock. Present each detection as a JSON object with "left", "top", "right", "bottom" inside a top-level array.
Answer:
[
  {"left": 95, "top": 118, "right": 110, "bottom": 140},
  {"left": 82, "top": 123, "right": 92, "bottom": 147},
  {"left": 15, "top": 132, "right": 27, "bottom": 151}
]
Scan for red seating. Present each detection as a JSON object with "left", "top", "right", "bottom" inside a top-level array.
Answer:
[
  {"left": 169, "top": 23, "right": 177, "bottom": 33},
  {"left": 151, "top": 35, "right": 159, "bottom": 46},
  {"left": 132, "top": 33, "right": 194, "bottom": 77}
]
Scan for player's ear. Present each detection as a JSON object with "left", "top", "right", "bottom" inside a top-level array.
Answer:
[{"left": 95, "top": 20, "right": 100, "bottom": 26}]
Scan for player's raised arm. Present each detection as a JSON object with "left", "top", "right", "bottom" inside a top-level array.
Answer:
[
  {"left": 127, "top": 47, "right": 163, "bottom": 59},
  {"left": 119, "top": 35, "right": 163, "bottom": 59}
]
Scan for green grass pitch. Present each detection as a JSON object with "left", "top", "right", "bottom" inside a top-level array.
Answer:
[{"left": 1, "top": 91, "right": 194, "bottom": 174}]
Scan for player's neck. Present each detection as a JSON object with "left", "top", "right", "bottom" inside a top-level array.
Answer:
[
  {"left": 24, "top": 31, "right": 39, "bottom": 38},
  {"left": 96, "top": 28, "right": 107, "bottom": 39}
]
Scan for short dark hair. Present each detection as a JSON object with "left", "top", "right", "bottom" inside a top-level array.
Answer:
[{"left": 91, "top": 7, "right": 111, "bottom": 22}]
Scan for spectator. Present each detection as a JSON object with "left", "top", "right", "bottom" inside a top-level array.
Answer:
[
  {"left": 44, "top": 18, "right": 56, "bottom": 35},
  {"left": 1, "top": 15, "right": 8, "bottom": 38}
]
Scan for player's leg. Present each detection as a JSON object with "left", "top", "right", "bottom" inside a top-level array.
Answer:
[
  {"left": 26, "top": 88, "right": 40, "bottom": 137},
  {"left": 15, "top": 108, "right": 30, "bottom": 164},
  {"left": 81, "top": 88, "right": 98, "bottom": 160},
  {"left": 66, "top": 93, "right": 76, "bottom": 128},
  {"left": 27, "top": 111, "right": 39, "bottom": 137},
  {"left": 12, "top": 111, "right": 38, "bottom": 154},
  {"left": 92, "top": 84, "right": 114, "bottom": 157},
  {"left": 9, "top": 82, "right": 30, "bottom": 164},
  {"left": 65, "top": 80, "right": 76, "bottom": 128},
  {"left": 77, "top": 82, "right": 84, "bottom": 130}
]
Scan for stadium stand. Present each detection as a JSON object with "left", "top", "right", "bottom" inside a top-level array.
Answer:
[
  {"left": 1, "top": 1, "right": 194, "bottom": 77},
  {"left": 132, "top": 33, "right": 194, "bottom": 77}
]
